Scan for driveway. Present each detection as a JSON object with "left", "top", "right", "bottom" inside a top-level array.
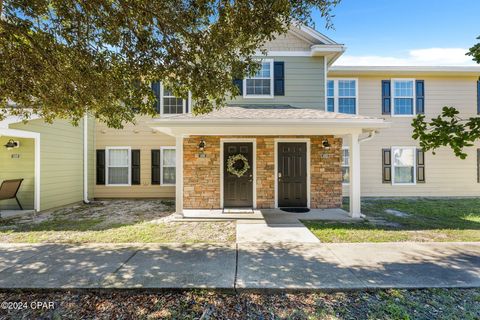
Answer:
[{"left": 0, "top": 242, "right": 478, "bottom": 289}]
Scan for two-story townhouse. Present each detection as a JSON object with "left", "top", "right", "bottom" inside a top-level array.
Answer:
[
  {"left": 94, "top": 23, "right": 480, "bottom": 218},
  {"left": 331, "top": 67, "right": 480, "bottom": 197}
]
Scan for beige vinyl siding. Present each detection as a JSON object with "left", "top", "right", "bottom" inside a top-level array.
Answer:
[
  {"left": 262, "top": 31, "right": 313, "bottom": 51},
  {"left": 232, "top": 56, "right": 326, "bottom": 109},
  {"left": 0, "top": 136, "right": 35, "bottom": 210},
  {"left": 337, "top": 74, "right": 480, "bottom": 197},
  {"left": 10, "top": 118, "right": 91, "bottom": 211},
  {"left": 95, "top": 116, "right": 175, "bottom": 198}
]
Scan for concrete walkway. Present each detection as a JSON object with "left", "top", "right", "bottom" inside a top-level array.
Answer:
[
  {"left": 0, "top": 242, "right": 478, "bottom": 289},
  {"left": 186, "top": 208, "right": 352, "bottom": 243},
  {"left": 236, "top": 212, "right": 321, "bottom": 243}
]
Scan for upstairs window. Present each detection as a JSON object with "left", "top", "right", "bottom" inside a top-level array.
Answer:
[
  {"left": 327, "top": 80, "right": 335, "bottom": 112},
  {"left": 161, "top": 84, "right": 187, "bottom": 114},
  {"left": 244, "top": 59, "right": 274, "bottom": 98},
  {"left": 326, "top": 79, "right": 358, "bottom": 114},
  {"left": 163, "top": 88, "right": 184, "bottom": 114},
  {"left": 392, "top": 79, "right": 415, "bottom": 116}
]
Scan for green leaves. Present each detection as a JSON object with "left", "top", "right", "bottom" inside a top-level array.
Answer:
[
  {"left": 0, "top": 0, "right": 339, "bottom": 128},
  {"left": 466, "top": 35, "right": 480, "bottom": 63},
  {"left": 412, "top": 106, "right": 480, "bottom": 159}
]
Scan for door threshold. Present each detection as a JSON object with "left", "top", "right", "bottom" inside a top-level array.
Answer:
[{"left": 223, "top": 208, "right": 254, "bottom": 214}]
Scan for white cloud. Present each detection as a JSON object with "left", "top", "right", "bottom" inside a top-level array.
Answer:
[{"left": 335, "top": 48, "right": 477, "bottom": 66}]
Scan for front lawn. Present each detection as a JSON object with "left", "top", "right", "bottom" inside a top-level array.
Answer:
[
  {"left": 304, "top": 198, "right": 480, "bottom": 243},
  {"left": 0, "top": 200, "right": 235, "bottom": 244},
  {"left": 1, "top": 288, "right": 478, "bottom": 319}
]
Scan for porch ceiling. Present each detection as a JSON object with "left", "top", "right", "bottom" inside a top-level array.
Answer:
[{"left": 149, "top": 105, "right": 390, "bottom": 136}]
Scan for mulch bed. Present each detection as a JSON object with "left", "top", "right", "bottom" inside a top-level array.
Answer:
[{"left": 0, "top": 288, "right": 478, "bottom": 319}]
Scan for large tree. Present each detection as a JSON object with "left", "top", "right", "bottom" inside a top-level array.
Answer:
[
  {"left": 412, "top": 36, "right": 480, "bottom": 159},
  {"left": 0, "top": 0, "right": 339, "bottom": 128}
]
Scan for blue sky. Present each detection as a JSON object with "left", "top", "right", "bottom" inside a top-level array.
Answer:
[{"left": 312, "top": 0, "right": 479, "bottom": 66}]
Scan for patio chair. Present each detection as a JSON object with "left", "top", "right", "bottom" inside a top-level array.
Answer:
[{"left": 0, "top": 179, "right": 24, "bottom": 210}]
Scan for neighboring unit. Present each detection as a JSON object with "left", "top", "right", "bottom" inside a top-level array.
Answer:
[{"left": 0, "top": 116, "right": 94, "bottom": 211}]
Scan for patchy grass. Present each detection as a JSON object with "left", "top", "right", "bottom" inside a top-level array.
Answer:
[
  {"left": 304, "top": 198, "right": 480, "bottom": 243},
  {"left": 0, "top": 288, "right": 478, "bottom": 319},
  {"left": 0, "top": 200, "right": 235, "bottom": 244}
]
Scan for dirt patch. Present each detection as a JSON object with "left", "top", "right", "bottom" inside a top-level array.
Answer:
[{"left": 0, "top": 200, "right": 236, "bottom": 244}]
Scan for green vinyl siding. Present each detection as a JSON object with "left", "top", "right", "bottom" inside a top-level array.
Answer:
[
  {"left": 0, "top": 136, "right": 35, "bottom": 210},
  {"left": 10, "top": 117, "right": 94, "bottom": 211},
  {"left": 231, "top": 56, "right": 326, "bottom": 109}
]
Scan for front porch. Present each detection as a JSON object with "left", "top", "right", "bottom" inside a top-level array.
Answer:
[
  {"left": 181, "top": 207, "right": 355, "bottom": 222},
  {"left": 151, "top": 105, "right": 389, "bottom": 218}
]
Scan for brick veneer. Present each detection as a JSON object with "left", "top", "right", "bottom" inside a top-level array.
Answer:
[{"left": 183, "top": 136, "right": 342, "bottom": 209}]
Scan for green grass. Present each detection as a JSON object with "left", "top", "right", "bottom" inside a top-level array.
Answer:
[
  {"left": 2, "top": 288, "right": 478, "bottom": 319},
  {"left": 304, "top": 198, "right": 480, "bottom": 243}
]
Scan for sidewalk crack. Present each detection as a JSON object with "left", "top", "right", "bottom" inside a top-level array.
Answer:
[
  {"left": 112, "top": 249, "right": 139, "bottom": 275},
  {"left": 233, "top": 243, "right": 239, "bottom": 292}
]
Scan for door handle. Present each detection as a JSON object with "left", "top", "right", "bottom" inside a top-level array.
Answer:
[{"left": 278, "top": 172, "right": 282, "bottom": 180}]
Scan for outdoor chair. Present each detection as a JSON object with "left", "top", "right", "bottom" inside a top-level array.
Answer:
[{"left": 0, "top": 179, "right": 24, "bottom": 211}]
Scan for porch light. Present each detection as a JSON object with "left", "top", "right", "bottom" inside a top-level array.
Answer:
[
  {"left": 322, "top": 139, "right": 331, "bottom": 150},
  {"left": 198, "top": 139, "right": 206, "bottom": 152},
  {"left": 4, "top": 139, "right": 19, "bottom": 150}
]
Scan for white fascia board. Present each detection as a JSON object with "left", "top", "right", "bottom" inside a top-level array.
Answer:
[
  {"left": 329, "top": 66, "right": 480, "bottom": 76},
  {"left": 0, "top": 114, "right": 41, "bottom": 129},
  {"left": 150, "top": 119, "right": 390, "bottom": 137},
  {"left": 296, "top": 23, "right": 338, "bottom": 45}
]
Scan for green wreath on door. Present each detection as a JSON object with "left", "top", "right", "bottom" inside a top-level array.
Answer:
[{"left": 226, "top": 154, "right": 250, "bottom": 178}]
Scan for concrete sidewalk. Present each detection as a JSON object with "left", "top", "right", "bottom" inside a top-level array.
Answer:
[{"left": 0, "top": 242, "right": 478, "bottom": 289}]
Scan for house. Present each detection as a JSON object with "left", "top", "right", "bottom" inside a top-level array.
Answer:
[
  {"left": 93, "top": 23, "right": 480, "bottom": 218},
  {"left": 2, "top": 23, "right": 480, "bottom": 217}
]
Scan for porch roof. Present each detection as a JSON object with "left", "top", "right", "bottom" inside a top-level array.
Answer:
[{"left": 150, "top": 105, "right": 390, "bottom": 136}]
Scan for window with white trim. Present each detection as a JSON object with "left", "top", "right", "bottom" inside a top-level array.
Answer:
[
  {"left": 392, "top": 79, "right": 415, "bottom": 115},
  {"left": 326, "top": 79, "right": 358, "bottom": 114},
  {"left": 159, "top": 83, "right": 187, "bottom": 115},
  {"left": 161, "top": 147, "right": 176, "bottom": 185},
  {"left": 342, "top": 147, "right": 350, "bottom": 184},
  {"left": 106, "top": 147, "right": 131, "bottom": 185},
  {"left": 244, "top": 59, "right": 273, "bottom": 98},
  {"left": 392, "top": 147, "right": 416, "bottom": 184}
]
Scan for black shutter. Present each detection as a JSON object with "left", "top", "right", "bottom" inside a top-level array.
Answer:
[
  {"left": 274, "top": 61, "right": 285, "bottom": 96},
  {"left": 152, "top": 81, "right": 161, "bottom": 113},
  {"left": 416, "top": 149, "right": 425, "bottom": 183},
  {"left": 96, "top": 150, "right": 105, "bottom": 185},
  {"left": 477, "top": 80, "right": 480, "bottom": 115},
  {"left": 382, "top": 148, "right": 392, "bottom": 183},
  {"left": 477, "top": 149, "right": 480, "bottom": 183},
  {"left": 382, "top": 80, "right": 391, "bottom": 115},
  {"left": 151, "top": 149, "right": 161, "bottom": 185},
  {"left": 233, "top": 79, "right": 243, "bottom": 96},
  {"left": 416, "top": 80, "right": 425, "bottom": 114},
  {"left": 131, "top": 150, "right": 141, "bottom": 185}
]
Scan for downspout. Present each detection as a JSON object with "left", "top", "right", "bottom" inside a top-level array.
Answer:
[
  {"left": 358, "top": 130, "right": 376, "bottom": 143},
  {"left": 83, "top": 114, "right": 90, "bottom": 204}
]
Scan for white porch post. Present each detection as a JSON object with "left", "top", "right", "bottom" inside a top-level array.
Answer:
[
  {"left": 348, "top": 132, "right": 361, "bottom": 218},
  {"left": 175, "top": 135, "right": 184, "bottom": 216}
]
